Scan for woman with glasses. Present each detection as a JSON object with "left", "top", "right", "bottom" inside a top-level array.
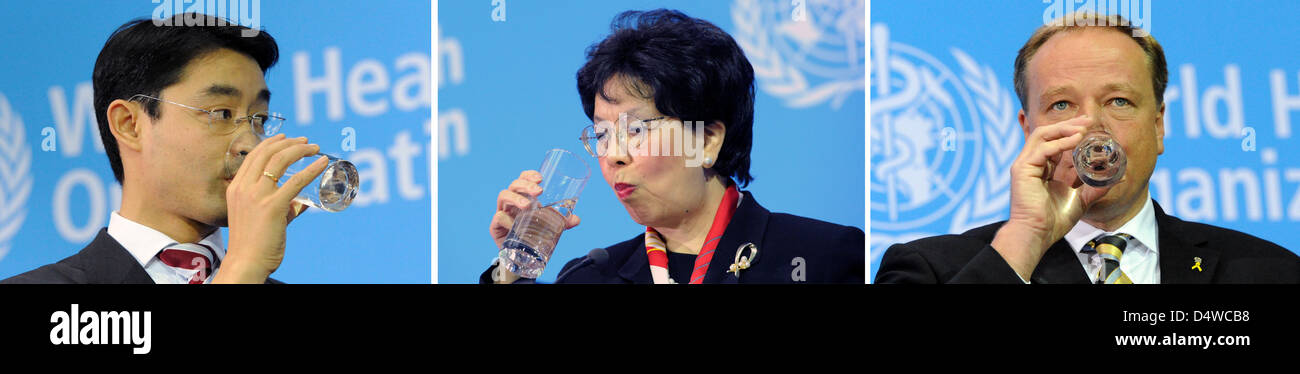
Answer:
[{"left": 481, "top": 9, "right": 864, "bottom": 284}]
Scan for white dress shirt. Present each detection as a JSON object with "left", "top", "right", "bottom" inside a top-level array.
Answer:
[
  {"left": 1062, "top": 197, "right": 1161, "bottom": 284},
  {"left": 107, "top": 211, "right": 226, "bottom": 284}
]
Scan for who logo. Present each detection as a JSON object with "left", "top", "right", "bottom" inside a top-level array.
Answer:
[
  {"left": 0, "top": 92, "right": 33, "bottom": 263},
  {"left": 731, "top": 0, "right": 865, "bottom": 109},
  {"left": 869, "top": 24, "right": 1018, "bottom": 261}
]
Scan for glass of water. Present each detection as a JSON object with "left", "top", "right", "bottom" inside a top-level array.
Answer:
[
  {"left": 499, "top": 148, "right": 591, "bottom": 278},
  {"left": 1072, "top": 129, "right": 1127, "bottom": 187},
  {"left": 225, "top": 132, "right": 360, "bottom": 212}
]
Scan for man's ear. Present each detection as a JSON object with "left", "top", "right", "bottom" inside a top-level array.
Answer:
[
  {"left": 703, "top": 120, "right": 726, "bottom": 167},
  {"left": 1018, "top": 109, "right": 1030, "bottom": 141},
  {"left": 106, "top": 99, "right": 144, "bottom": 152},
  {"left": 1155, "top": 102, "right": 1165, "bottom": 155}
]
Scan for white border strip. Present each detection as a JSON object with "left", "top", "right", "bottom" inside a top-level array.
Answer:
[
  {"left": 430, "top": 0, "right": 439, "bottom": 284},
  {"left": 864, "top": 0, "right": 873, "bottom": 284}
]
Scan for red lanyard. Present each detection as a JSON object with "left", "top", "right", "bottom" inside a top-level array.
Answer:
[{"left": 645, "top": 185, "right": 739, "bottom": 284}]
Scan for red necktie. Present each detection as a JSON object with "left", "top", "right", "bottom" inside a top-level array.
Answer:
[{"left": 158, "top": 243, "right": 217, "bottom": 284}]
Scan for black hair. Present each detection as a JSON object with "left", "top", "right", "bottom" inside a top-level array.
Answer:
[
  {"left": 93, "top": 12, "right": 278, "bottom": 184},
  {"left": 576, "top": 9, "right": 756, "bottom": 187}
]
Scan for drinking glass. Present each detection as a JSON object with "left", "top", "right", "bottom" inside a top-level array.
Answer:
[
  {"left": 498, "top": 149, "right": 591, "bottom": 278},
  {"left": 1073, "top": 129, "right": 1126, "bottom": 187},
  {"left": 225, "top": 131, "right": 359, "bottom": 212}
]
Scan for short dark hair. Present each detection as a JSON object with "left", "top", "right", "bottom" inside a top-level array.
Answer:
[
  {"left": 93, "top": 12, "right": 278, "bottom": 184},
  {"left": 576, "top": 9, "right": 756, "bottom": 187}
]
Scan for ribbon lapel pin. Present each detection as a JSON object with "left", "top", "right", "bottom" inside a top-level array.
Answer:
[
  {"left": 1192, "top": 257, "right": 1203, "bottom": 272},
  {"left": 728, "top": 243, "right": 758, "bottom": 281}
]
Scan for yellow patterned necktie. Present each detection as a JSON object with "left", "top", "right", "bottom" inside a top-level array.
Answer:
[{"left": 1083, "top": 233, "right": 1134, "bottom": 284}]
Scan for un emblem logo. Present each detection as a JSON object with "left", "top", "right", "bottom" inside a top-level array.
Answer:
[
  {"left": 731, "top": 0, "right": 865, "bottom": 109},
  {"left": 0, "top": 92, "right": 33, "bottom": 263},
  {"left": 870, "top": 24, "right": 1019, "bottom": 262}
]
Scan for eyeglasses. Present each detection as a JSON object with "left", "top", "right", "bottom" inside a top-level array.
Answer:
[
  {"left": 129, "top": 94, "right": 284, "bottom": 138},
  {"left": 579, "top": 114, "right": 669, "bottom": 158}
]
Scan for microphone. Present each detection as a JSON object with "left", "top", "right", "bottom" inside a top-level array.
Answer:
[{"left": 554, "top": 248, "right": 609, "bottom": 283}]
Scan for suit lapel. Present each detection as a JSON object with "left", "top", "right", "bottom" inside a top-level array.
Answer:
[
  {"left": 616, "top": 233, "right": 652, "bottom": 283},
  {"left": 1027, "top": 202, "right": 1220, "bottom": 284},
  {"left": 614, "top": 191, "right": 772, "bottom": 284},
  {"left": 1154, "top": 202, "right": 1217, "bottom": 284},
  {"left": 706, "top": 191, "right": 770, "bottom": 284},
  {"left": 1031, "top": 240, "right": 1091, "bottom": 284},
  {"left": 81, "top": 228, "right": 155, "bottom": 284}
]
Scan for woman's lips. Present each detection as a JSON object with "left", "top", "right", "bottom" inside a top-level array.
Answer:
[{"left": 614, "top": 183, "right": 637, "bottom": 199}]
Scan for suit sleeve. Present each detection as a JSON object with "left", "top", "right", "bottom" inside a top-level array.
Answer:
[
  {"left": 0, "top": 263, "right": 83, "bottom": 284},
  {"left": 874, "top": 239, "right": 1026, "bottom": 284},
  {"left": 947, "top": 245, "right": 1027, "bottom": 284},
  {"left": 828, "top": 225, "right": 866, "bottom": 283},
  {"left": 477, "top": 263, "right": 497, "bottom": 284},
  {"left": 874, "top": 243, "right": 941, "bottom": 284}
]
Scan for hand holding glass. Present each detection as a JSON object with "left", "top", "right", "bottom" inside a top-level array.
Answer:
[
  {"left": 499, "top": 149, "right": 591, "bottom": 278},
  {"left": 224, "top": 122, "right": 359, "bottom": 213}
]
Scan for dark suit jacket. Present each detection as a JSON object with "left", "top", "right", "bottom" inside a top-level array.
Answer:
[
  {"left": 875, "top": 201, "right": 1300, "bottom": 284},
  {"left": 481, "top": 192, "right": 865, "bottom": 284},
  {"left": 1, "top": 228, "right": 282, "bottom": 284}
]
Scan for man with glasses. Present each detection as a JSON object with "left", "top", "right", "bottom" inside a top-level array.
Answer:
[{"left": 3, "top": 13, "right": 325, "bottom": 284}]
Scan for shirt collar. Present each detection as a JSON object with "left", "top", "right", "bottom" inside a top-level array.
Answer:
[
  {"left": 107, "top": 211, "right": 226, "bottom": 267},
  {"left": 1064, "top": 196, "right": 1160, "bottom": 255}
]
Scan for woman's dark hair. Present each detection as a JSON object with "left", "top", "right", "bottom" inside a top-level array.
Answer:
[
  {"left": 576, "top": 9, "right": 756, "bottom": 187},
  {"left": 93, "top": 12, "right": 278, "bottom": 184}
]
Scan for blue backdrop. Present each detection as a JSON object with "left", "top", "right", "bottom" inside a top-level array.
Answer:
[
  {"left": 0, "top": 0, "right": 431, "bottom": 283},
  {"left": 871, "top": 0, "right": 1300, "bottom": 281},
  {"left": 438, "top": 0, "right": 867, "bottom": 283}
]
